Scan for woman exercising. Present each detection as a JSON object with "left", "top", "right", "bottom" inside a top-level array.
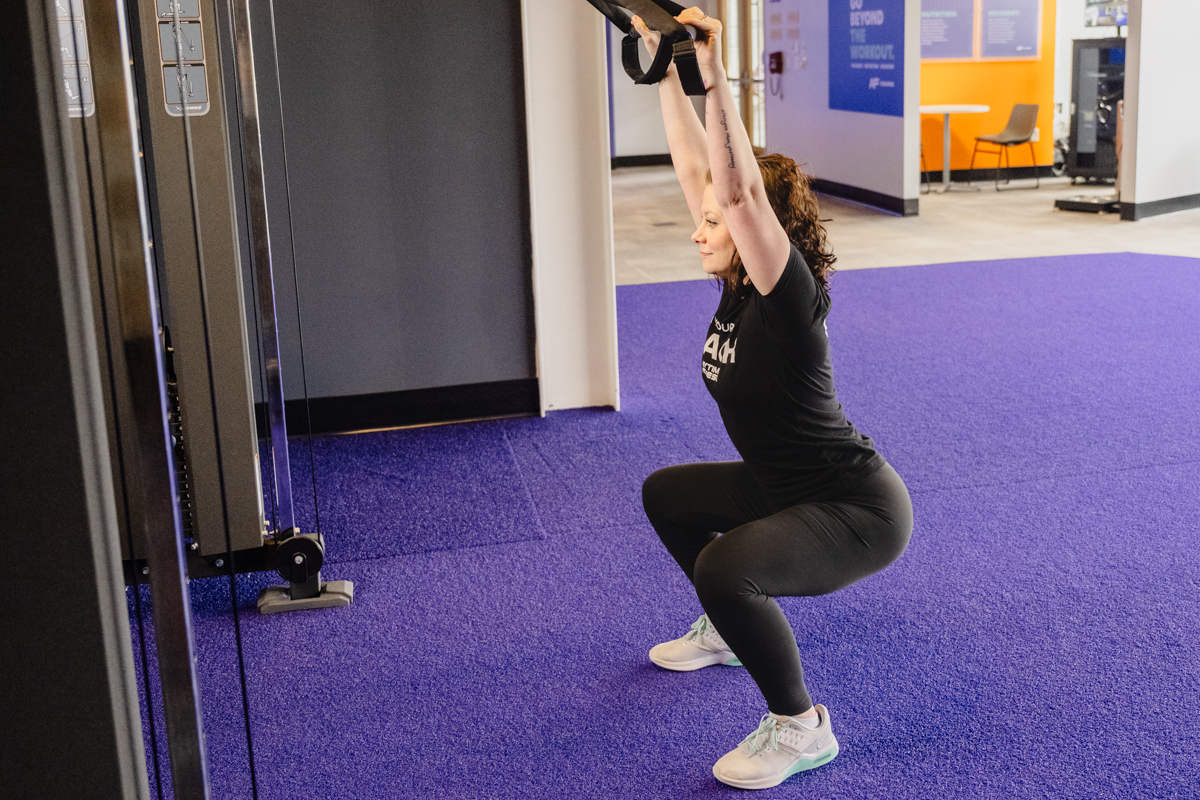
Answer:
[{"left": 633, "top": 8, "right": 914, "bottom": 791}]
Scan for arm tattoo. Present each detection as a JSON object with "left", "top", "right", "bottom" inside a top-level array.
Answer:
[{"left": 720, "top": 110, "right": 735, "bottom": 169}]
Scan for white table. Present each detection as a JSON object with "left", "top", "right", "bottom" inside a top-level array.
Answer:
[{"left": 920, "top": 104, "right": 990, "bottom": 192}]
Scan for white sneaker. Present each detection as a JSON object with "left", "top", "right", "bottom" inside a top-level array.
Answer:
[
  {"left": 648, "top": 614, "right": 742, "bottom": 671},
  {"left": 712, "top": 705, "right": 840, "bottom": 790}
]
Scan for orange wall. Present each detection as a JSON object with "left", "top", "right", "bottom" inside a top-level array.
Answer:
[{"left": 920, "top": 0, "right": 1057, "bottom": 171}]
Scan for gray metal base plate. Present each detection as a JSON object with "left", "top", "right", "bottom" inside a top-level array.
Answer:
[
  {"left": 1055, "top": 195, "right": 1120, "bottom": 214},
  {"left": 257, "top": 580, "right": 354, "bottom": 615}
]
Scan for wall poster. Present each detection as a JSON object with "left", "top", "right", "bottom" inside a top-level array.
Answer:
[
  {"left": 980, "top": 0, "right": 1040, "bottom": 59},
  {"left": 828, "top": 0, "right": 905, "bottom": 117},
  {"left": 921, "top": 0, "right": 1042, "bottom": 62},
  {"left": 921, "top": 0, "right": 975, "bottom": 60}
]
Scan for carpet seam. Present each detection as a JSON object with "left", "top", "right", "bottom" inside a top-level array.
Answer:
[
  {"left": 321, "top": 521, "right": 653, "bottom": 569},
  {"left": 903, "top": 455, "right": 1200, "bottom": 499},
  {"left": 500, "top": 427, "right": 549, "bottom": 541},
  {"left": 323, "top": 531, "right": 546, "bottom": 567}
]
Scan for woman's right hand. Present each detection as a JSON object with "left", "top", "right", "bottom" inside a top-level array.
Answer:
[
  {"left": 632, "top": 9, "right": 724, "bottom": 78},
  {"left": 675, "top": 8, "right": 724, "bottom": 75}
]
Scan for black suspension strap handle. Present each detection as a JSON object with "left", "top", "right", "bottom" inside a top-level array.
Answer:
[{"left": 585, "top": 0, "right": 708, "bottom": 96}]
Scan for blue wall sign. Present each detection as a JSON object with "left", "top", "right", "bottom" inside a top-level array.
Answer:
[
  {"left": 921, "top": 0, "right": 975, "bottom": 60},
  {"left": 829, "top": 0, "right": 905, "bottom": 117},
  {"left": 981, "top": 0, "right": 1041, "bottom": 59}
]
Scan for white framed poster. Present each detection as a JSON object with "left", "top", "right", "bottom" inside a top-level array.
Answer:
[
  {"left": 921, "top": 0, "right": 975, "bottom": 61},
  {"left": 980, "top": 0, "right": 1041, "bottom": 60},
  {"left": 921, "top": 0, "right": 1043, "bottom": 62}
]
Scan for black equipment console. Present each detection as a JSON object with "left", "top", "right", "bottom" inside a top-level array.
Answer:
[
  {"left": 1065, "top": 37, "right": 1125, "bottom": 181},
  {"left": 585, "top": 0, "right": 707, "bottom": 95}
]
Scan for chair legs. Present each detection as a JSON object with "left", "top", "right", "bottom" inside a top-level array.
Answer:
[
  {"left": 963, "top": 140, "right": 1041, "bottom": 191},
  {"left": 921, "top": 143, "right": 929, "bottom": 194},
  {"left": 992, "top": 142, "right": 1041, "bottom": 191}
]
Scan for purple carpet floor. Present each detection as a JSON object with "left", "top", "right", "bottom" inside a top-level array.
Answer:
[{"left": 130, "top": 252, "right": 1200, "bottom": 799}]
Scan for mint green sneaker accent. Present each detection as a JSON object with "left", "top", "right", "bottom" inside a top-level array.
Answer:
[
  {"left": 783, "top": 740, "right": 839, "bottom": 777},
  {"left": 689, "top": 618, "right": 742, "bottom": 665},
  {"left": 682, "top": 614, "right": 716, "bottom": 643},
  {"left": 741, "top": 713, "right": 781, "bottom": 756}
]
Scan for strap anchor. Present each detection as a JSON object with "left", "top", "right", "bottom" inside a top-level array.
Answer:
[{"left": 585, "top": 0, "right": 707, "bottom": 95}]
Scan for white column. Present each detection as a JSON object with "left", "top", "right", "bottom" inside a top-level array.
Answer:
[
  {"left": 1120, "top": 0, "right": 1200, "bottom": 217},
  {"left": 521, "top": 0, "right": 620, "bottom": 412},
  {"left": 902, "top": 0, "right": 922, "bottom": 201}
]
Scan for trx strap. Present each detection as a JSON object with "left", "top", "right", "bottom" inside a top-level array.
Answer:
[{"left": 585, "top": 0, "right": 707, "bottom": 95}]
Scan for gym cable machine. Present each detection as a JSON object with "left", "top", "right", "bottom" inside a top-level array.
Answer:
[
  {"left": 61, "top": 0, "right": 353, "bottom": 795},
  {"left": 53, "top": 1, "right": 696, "bottom": 795}
]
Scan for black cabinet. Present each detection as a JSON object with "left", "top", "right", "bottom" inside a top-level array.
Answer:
[{"left": 1066, "top": 37, "right": 1125, "bottom": 181}]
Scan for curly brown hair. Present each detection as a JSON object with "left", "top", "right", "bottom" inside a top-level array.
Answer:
[{"left": 707, "top": 153, "right": 836, "bottom": 296}]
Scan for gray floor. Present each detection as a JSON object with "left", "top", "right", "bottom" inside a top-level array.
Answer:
[{"left": 612, "top": 166, "right": 1200, "bottom": 284}]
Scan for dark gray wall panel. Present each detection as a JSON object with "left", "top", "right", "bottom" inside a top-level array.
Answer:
[{"left": 230, "top": 0, "right": 535, "bottom": 401}]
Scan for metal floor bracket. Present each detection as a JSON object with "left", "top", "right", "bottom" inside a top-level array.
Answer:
[
  {"left": 1055, "top": 194, "right": 1120, "bottom": 214},
  {"left": 257, "top": 580, "right": 354, "bottom": 615}
]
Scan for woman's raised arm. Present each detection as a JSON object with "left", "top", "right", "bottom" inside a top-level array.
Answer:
[
  {"left": 688, "top": 13, "right": 790, "bottom": 294},
  {"left": 631, "top": 14, "right": 709, "bottom": 227}
]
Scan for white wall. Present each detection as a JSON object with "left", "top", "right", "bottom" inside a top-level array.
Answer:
[
  {"left": 608, "top": 22, "right": 671, "bottom": 158},
  {"left": 764, "top": 0, "right": 920, "bottom": 207},
  {"left": 1053, "top": 0, "right": 1117, "bottom": 141},
  {"left": 521, "top": 0, "right": 620, "bottom": 411},
  {"left": 1120, "top": 0, "right": 1200, "bottom": 210}
]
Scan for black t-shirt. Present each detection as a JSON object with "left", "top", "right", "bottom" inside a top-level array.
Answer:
[{"left": 702, "top": 243, "right": 883, "bottom": 509}]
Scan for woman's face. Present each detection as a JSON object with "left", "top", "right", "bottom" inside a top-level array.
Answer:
[{"left": 692, "top": 184, "right": 736, "bottom": 277}]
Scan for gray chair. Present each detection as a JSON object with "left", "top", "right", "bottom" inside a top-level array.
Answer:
[{"left": 969, "top": 103, "right": 1040, "bottom": 190}]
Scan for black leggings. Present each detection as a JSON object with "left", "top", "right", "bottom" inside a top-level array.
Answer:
[{"left": 642, "top": 461, "right": 913, "bottom": 715}]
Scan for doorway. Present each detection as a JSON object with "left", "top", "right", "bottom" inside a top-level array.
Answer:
[{"left": 717, "top": 0, "right": 767, "bottom": 150}]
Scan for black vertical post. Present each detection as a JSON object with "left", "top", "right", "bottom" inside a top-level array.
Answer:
[
  {"left": 0, "top": 1, "right": 149, "bottom": 797},
  {"left": 81, "top": 0, "right": 213, "bottom": 795}
]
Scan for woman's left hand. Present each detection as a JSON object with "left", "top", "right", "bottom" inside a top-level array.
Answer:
[
  {"left": 630, "top": 15, "right": 662, "bottom": 60},
  {"left": 675, "top": 7, "right": 724, "bottom": 76}
]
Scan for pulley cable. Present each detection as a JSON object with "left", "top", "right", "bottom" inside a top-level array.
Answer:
[
  {"left": 168, "top": 6, "right": 260, "bottom": 798},
  {"left": 236, "top": 118, "right": 279, "bottom": 538},
  {"left": 266, "top": 0, "right": 322, "bottom": 538},
  {"left": 63, "top": 4, "right": 166, "bottom": 795},
  {"left": 584, "top": 0, "right": 707, "bottom": 95}
]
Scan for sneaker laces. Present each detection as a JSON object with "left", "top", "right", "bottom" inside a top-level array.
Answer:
[
  {"left": 683, "top": 615, "right": 720, "bottom": 646},
  {"left": 740, "top": 714, "right": 781, "bottom": 756}
]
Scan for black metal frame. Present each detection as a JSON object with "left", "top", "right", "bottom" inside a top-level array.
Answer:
[
  {"left": 968, "top": 139, "right": 1040, "bottom": 191},
  {"left": 1, "top": 1, "right": 152, "bottom": 795}
]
